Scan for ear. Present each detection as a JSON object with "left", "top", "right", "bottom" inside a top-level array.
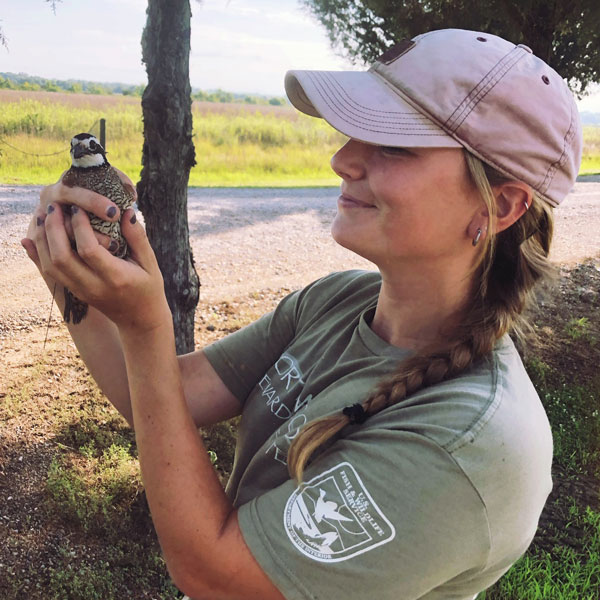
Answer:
[{"left": 492, "top": 181, "right": 533, "bottom": 234}]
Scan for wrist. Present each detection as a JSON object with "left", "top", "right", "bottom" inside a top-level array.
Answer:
[{"left": 118, "top": 302, "right": 174, "bottom": 348}]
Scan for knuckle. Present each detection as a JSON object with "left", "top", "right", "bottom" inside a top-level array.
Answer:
[
  {"left": 51, "top": 249, "right": 70, "bottom": 269},
  {"left": 109, "top": 272, "right": 128, "bottom": 291},
  {"left": 77, "top": 243, "right": 99, "bottom": 262}
]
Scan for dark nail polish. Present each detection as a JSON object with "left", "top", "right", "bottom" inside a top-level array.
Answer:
[
  {"left": 71, "top": 205, "right": 79, "bottom": 214},
  {"left": 108, "top": 239, "right": 118, "bottom": 253},
  {"left": 130, "top": 213, "right": 137, "bottom": 224},
  {"left": 36, "top": 217, "right": 43, "bottom": 226},
  {"left": 106, "top": 206, "right": 117, "bottom": 218},
  {"left": 47, "top": 205, "right": 55, "bottom": 214}
]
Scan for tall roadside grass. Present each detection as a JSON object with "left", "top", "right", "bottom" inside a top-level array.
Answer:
[
  {"left": 581, "top": 125, "right": 600, "bottom": 175},
  {"left": 0, "top": 92, "right": 345, "bottom": 186}
]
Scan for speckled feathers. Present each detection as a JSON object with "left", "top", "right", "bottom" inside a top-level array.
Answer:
[{"left": 60, "top": 133, "right": 135, "bottom": 323}]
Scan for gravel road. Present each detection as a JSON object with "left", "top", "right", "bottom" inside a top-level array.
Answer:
[{"left": 1, "top": 182, "right": 599, "bottom": 331}]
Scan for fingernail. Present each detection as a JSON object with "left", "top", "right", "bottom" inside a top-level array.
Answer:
[
  {"left": 47, "top": 205, "right": 55, "bottom": 214},
  {"left": 108, "top": 239, "right": 118, "bottom": 253},
  {"left": 106, "top": 206, "right": 117, "bottom": 218},
  {"left": 130, "top": 213, "right": 137, "bottom": 224},
  {"left": 71, "top": 205, "right": 79, "bottom": 214},
  {"left": 36, "top": 217, "right": 44, "bottom": 226}
]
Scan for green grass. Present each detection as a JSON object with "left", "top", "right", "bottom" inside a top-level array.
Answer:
[
  {"left": 44, "top": 543, "right": 180, "bottom": 600},
  {"left": 479, "top": 545, "right": 600, "bottom": 600},
  {"left": 0, "top": 94, "right": 344, "bottom": 186},
  {"left": 543, "top": 384, "right": 600, "bottom": 474},
  {"left": 46, "top": 442, "right": 142, "bottom": 533},
  {"left": 581, "top": 126, "right": 600, "bottom": 175}
]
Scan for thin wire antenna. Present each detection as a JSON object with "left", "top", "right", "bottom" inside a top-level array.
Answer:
[{"left": 43, "top": 282, "right": 57, "bottom": 352}]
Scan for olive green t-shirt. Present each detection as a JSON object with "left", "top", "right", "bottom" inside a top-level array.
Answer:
[{"left": 204, "top": 270, "right": 553, "bottom": 600}]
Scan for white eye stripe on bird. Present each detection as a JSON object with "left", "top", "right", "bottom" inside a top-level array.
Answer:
[{"left": 71, "top": 133, "right": 104, "bottom": 154}]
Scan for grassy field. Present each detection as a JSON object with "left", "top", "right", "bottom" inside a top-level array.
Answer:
[
  {"left": 0, "top": 89, "right": 345, "bottom": 186},
  {"left": 0, "top": 89, "right": 599, "bottom": 186}
]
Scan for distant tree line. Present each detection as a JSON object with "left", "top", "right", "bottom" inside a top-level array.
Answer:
[{"left": 0, "top": 72, "right": 287, "bottom": 106}]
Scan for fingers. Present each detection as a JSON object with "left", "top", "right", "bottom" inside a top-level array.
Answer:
[
  {"left": 42, "top": 203, "right": 84, "bottom": 280},
  {"left": 40, "top": 180, "right": 121, "bottom": 223},
  {"left": 21, "top": 237, "right": 40, "bottom": 268},
  {"left": 66, "top": 205, "right": 120, "bottom": 253},
  {"left": 121, "top": 208, "right": 159, "bottom": 273}
]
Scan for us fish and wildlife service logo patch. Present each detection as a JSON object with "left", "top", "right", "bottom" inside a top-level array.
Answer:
[{"left": 284, "top": 462, "right": 395, "bottom": 562}]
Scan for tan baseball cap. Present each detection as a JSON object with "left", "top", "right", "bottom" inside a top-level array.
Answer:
[{"left": 285, "top": 28, "right": 583, "bottom": 207}]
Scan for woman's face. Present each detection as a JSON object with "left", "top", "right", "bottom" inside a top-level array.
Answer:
[{"left": 330, "top": 140, "right": 484, "bottom": 270}]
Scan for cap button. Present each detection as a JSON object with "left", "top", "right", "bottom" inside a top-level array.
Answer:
[{"left": 517, "top": 43, "right": 533, "bottom": 53}]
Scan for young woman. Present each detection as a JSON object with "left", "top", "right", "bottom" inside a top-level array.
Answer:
[{"left": 22, "top": 29, "right": 581, "bottom": 600}]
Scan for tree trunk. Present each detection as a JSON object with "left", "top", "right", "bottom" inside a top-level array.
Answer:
[{"left": 138, "top": 0, "right": 199, "bottom": 355}]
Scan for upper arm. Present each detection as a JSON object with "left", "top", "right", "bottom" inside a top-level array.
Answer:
[{"left": 178, "top": 349, "right": 242, "bottom": 427}]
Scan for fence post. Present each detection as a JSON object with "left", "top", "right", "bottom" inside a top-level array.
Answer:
[{"left": 100, "top": 118, "right": 106, "bottom": 151}]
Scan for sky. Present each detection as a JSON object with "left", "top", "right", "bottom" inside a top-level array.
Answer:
[
  {"left": 0, "top": 0, "right": 357, "bottom": 97},
  {"left": 1, "top": 0, "right": 599, "bottom": 111}
]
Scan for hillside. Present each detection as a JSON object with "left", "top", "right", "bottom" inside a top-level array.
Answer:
[{"left": 0, "top": 71, "right": 287, "bottom": 107}]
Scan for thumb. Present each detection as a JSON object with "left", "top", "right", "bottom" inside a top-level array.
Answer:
[{"left": 121, "top": 209, "right": 158, "bottom": 272}]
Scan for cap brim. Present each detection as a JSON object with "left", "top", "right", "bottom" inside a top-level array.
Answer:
[{"left": 285, "top": 69, "right": 461, "bottom": 148}]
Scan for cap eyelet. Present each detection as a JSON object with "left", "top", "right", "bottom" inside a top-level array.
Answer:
[
  {"left": 476, "top": 36, "right": 487, "bottom": 42},
  {"left": 542, "top": 75, "right": 550, "bottom": 85}
]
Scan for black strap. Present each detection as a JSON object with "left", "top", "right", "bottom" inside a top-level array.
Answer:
[{"left": 342, "top": 403, "right": 368, "bottom": 425}]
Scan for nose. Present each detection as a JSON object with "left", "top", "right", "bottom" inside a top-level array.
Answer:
[{"left": 330, "top": 139, "right": 368, "bottom": 181}]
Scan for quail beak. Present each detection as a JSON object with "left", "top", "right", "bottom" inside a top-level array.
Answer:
[{"left": 73, "top": 143, "right": 88, "bottom": 159}]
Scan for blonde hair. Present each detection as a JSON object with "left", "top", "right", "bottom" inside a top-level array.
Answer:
[{"left": 287, "top": 150, "right": 555, "bottom": 481}]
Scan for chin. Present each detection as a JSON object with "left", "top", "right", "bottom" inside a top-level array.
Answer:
[{"left": 330, "top": 218, "right": 374, "bottom": 262}]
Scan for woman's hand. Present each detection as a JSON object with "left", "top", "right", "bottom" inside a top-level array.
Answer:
[
  {"left": 28, "top": 200, "right": 171, "bottom": 335},
  {"left": 22, "top": 168, "right": 136, "bottom": 269}
]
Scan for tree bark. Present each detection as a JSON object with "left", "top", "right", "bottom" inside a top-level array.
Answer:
[{"left": 138, "top": 0, "right": 199, "bottom": 355}]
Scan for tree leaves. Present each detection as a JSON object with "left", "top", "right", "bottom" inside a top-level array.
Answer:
[{"left": 301, "top": 0, "right": 600, "bottom": 95}]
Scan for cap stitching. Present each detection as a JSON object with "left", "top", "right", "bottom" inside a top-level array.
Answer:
[
  {"left": 538, "top": 99, "right": 577, "bottom": 195},
  {"left": 319, "top": 71, "right": 432, "bottom": 120},
  {"left": 446, "top": 48, "right": 523, "bottom": 130},
  {"left": 446, "top": 48, "right": 524, "bottom": 131},
  {"left": 312, "top": 72, "right": 441, "bottom": 130},
  {"left": 307, "top": 71, "right": 451, "bottom": 134}
]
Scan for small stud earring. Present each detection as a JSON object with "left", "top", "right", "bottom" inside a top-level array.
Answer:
[
  {"left": 523, "top": 200, "right": 529, "bottom": 211},
  {"left": 472, "top": 228, "right": 482, "bottom": 247}
]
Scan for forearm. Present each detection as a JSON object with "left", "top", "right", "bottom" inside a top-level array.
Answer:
[
  {"left": 120, "top": 319, "right": 234, "bottom": 587},
  {"left": 43, "top": 272, "right": 133, "bottom": 426}
]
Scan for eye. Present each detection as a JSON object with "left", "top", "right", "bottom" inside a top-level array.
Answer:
[
  {"left": 89, "top": 140, "right": 97, "bottom": 150},
  {"left": 380, "top": 146, "right": 411, "bottom": 156}
]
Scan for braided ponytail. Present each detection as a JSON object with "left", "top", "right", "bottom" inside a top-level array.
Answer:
[{"left": 287, "top": 150, "right": 555, "bottom": 482}]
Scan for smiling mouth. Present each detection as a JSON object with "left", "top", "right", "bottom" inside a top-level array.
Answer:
[{"left": 338, "top": 194, "right": 375, "bottom": 208}]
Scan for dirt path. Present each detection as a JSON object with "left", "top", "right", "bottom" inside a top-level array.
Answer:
[{"left": 1, "top": 182, "right": 599, "bottom": 335}]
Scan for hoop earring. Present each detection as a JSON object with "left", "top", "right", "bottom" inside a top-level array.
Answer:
[
  {"left": 523, "top": 200, "right": 529, "bottom": 211},
  {"left": 472, "top": 228, "right": 482, "bottom": 247}
]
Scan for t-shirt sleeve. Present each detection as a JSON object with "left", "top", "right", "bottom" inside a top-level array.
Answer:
[
  {"left": 203, "top": 289, "right": 303, "bottom": 402},
  {"left": 236, "top": 423, "right": 491, "bottom": 600},
  {"left": 203, "top": 270, "right": 378, "bottom": 404}
]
